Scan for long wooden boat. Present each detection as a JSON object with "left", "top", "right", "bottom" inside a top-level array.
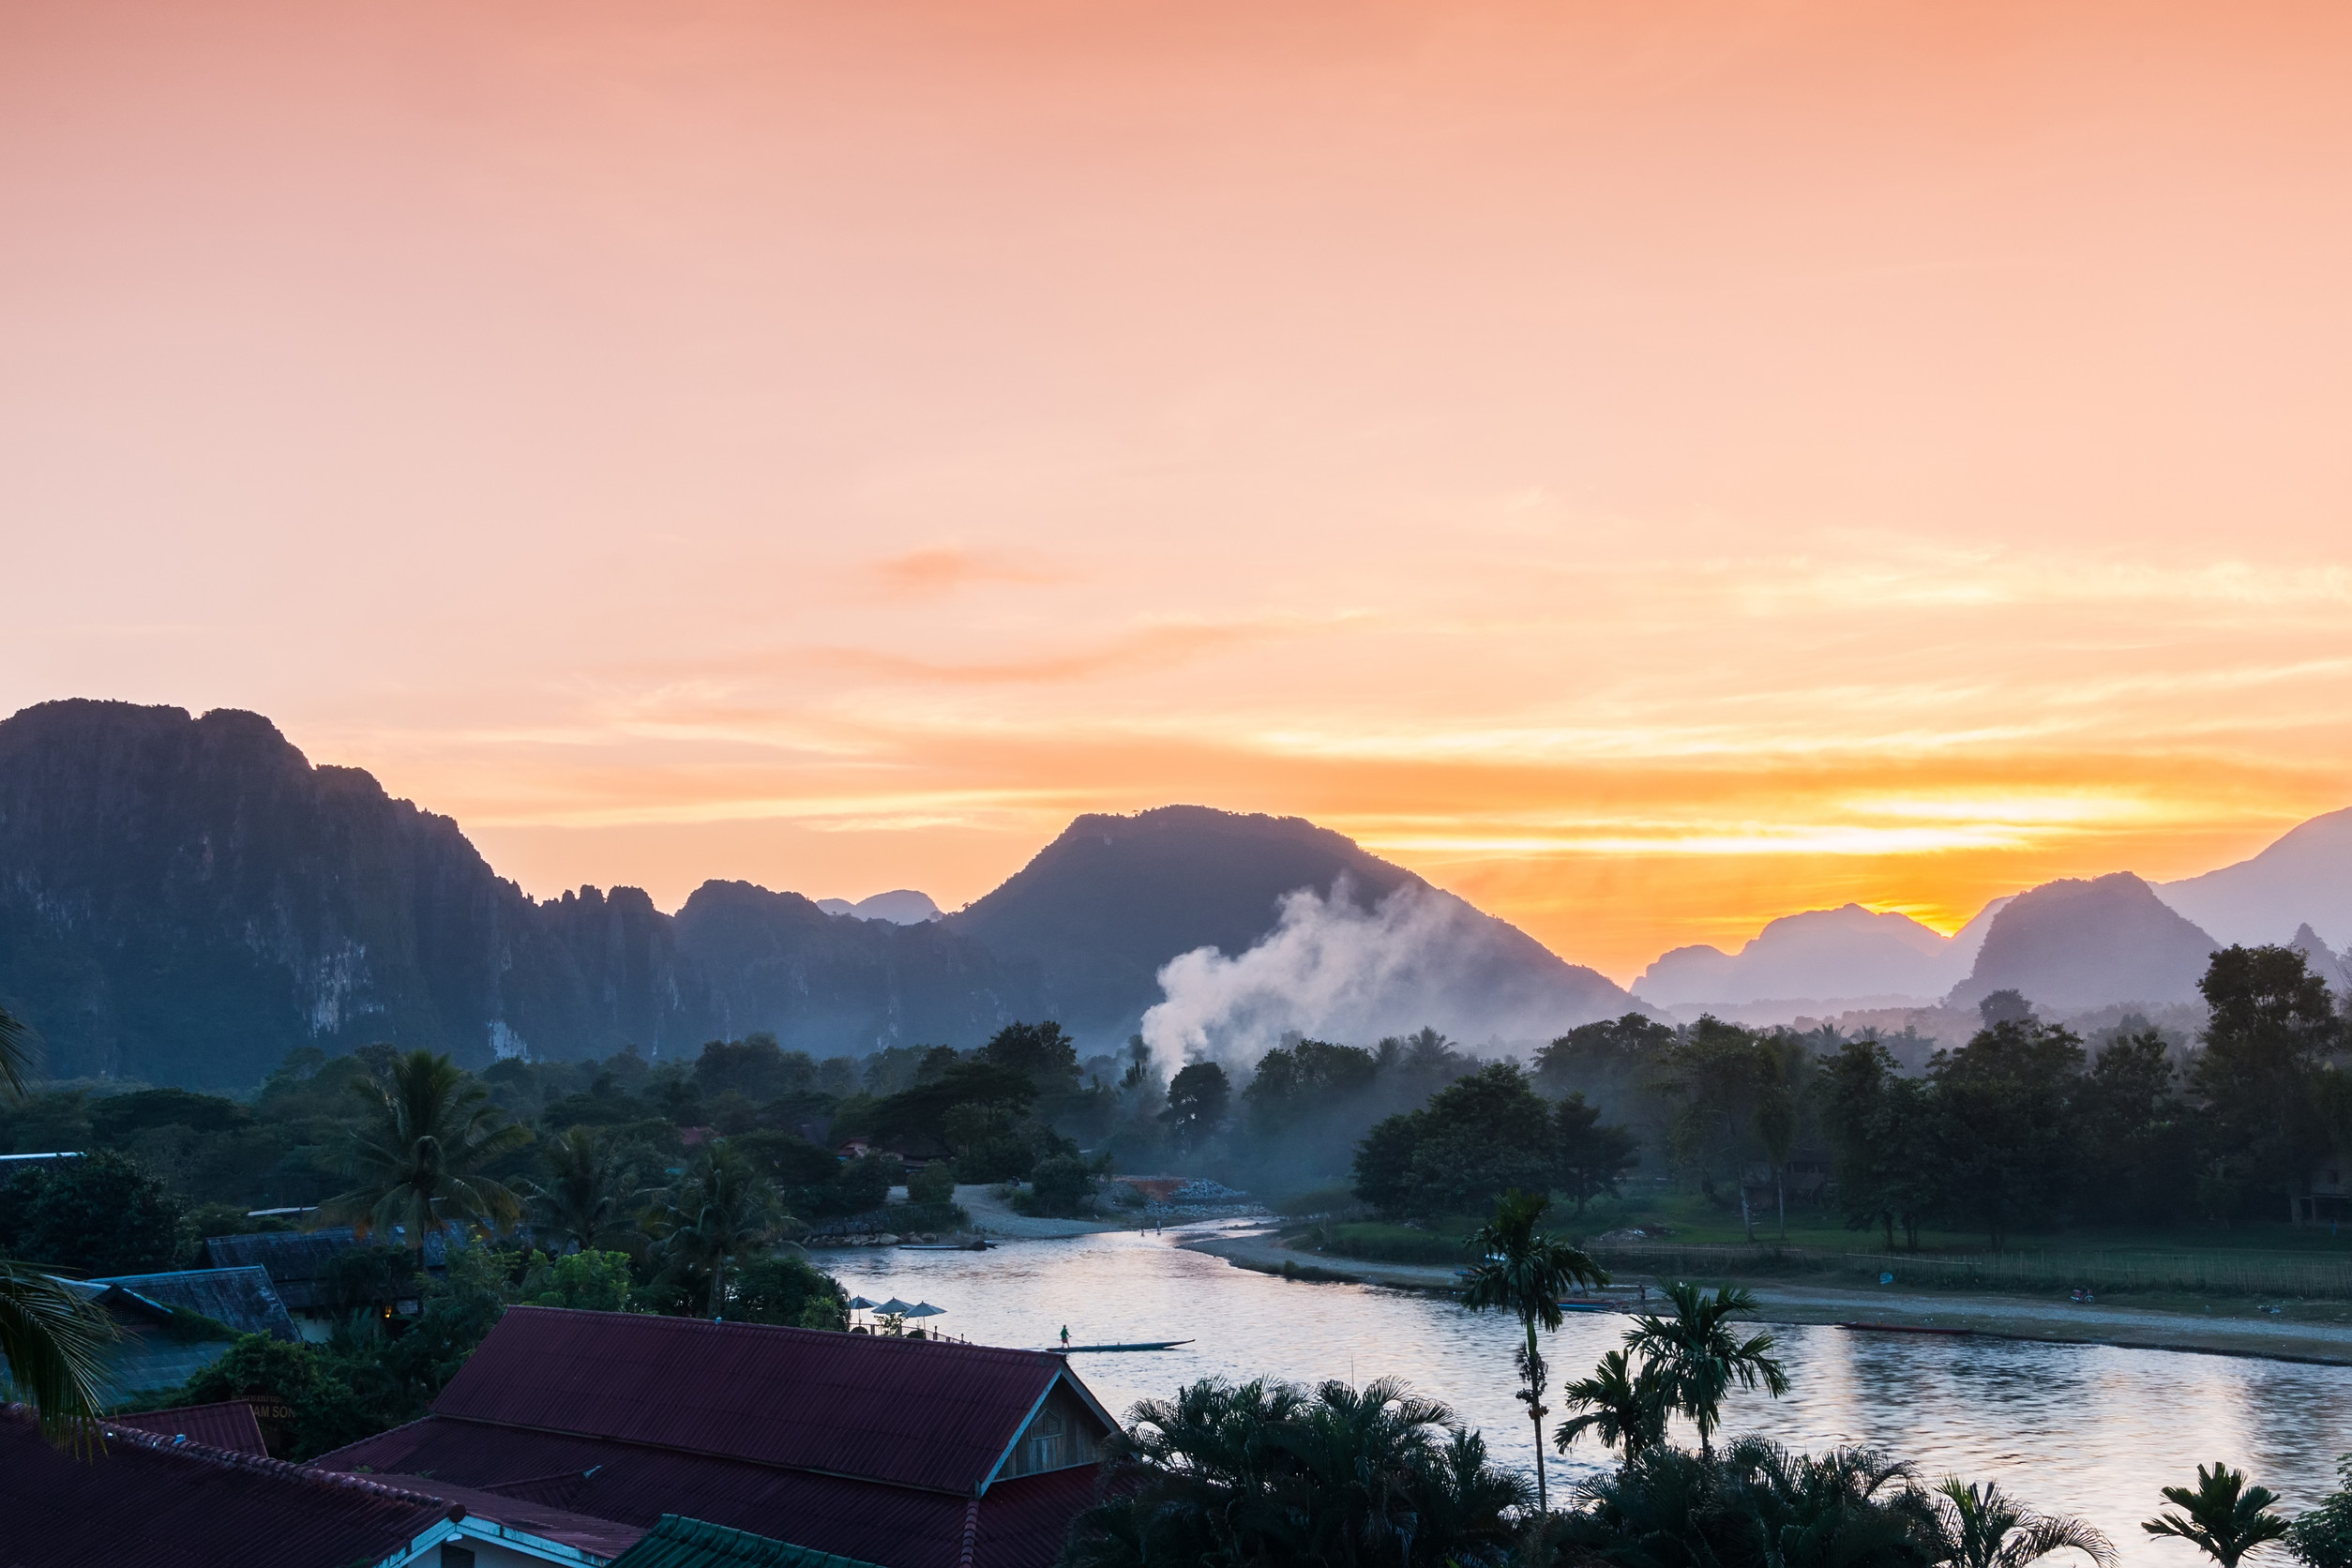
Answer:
[
  {"left": 1050, "top": 1340, "right": 1196, "bottom": 1353},
  {"left": 898, "top": 1241, "right": 994, "bottom": 1251},
  {"left": 1834, "top": 1320, "right": 1972, "bottom": 1336}
]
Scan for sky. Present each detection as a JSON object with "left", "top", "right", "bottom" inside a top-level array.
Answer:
[{"left": 4, "top": 0, "right": 2351, "bottom": 982}]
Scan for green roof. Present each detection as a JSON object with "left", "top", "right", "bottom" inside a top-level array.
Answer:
[{"left": 607, "top": 1515, "right": 888, "bottom": 1568}]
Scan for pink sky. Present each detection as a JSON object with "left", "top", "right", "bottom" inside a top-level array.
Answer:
[{"left": 5, "top": 1, "right": 2351, "bottom": 979}]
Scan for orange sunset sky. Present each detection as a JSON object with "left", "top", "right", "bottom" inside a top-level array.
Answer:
[{"left": 5, "top": 1, "right": 2351, "bottom": 982}]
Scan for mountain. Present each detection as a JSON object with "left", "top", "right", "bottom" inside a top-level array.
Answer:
[
  {"left": 0, "top": 703, "right": 1610, "bottom": 1086},
  {"left": 949, "top": 805, "right": 1631, "bottom": 1043},
  {"left": 1947, "top": 871, "right": 2219, "bottom": 1012},
  {"left": 812, "top": 890, "right": 943, "bottom": 925},
  {"left": 0, "top": 701, "right": 1037, "bottom": 1086},
  {"left": 1636, "top": 903, "right": 1962, "bottom": 1006},
  {"left": 2155, "top": 807, "right": 2352, "bottom": 949}
]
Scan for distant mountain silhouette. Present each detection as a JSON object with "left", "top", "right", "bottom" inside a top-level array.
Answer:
[
  {"left": 0, "top": 701, "right": 1038, "bottom": 1085},
  {"left": 1636, "top": 903, "right": 1969, "bottom": 1006},
  {"left": 811, "top": 890, "right": 943, "bottom": 925},
  {"left": 2155, "top": 807, "right": 2352, "bottom": 950},
  {"left": 0, "top": 705, "right": 1611, "bottom": 1086},
  {"left": 949, "top": 806, "right": 1630, "bottom": 1043},
  {"left": 1948, "top": 872, "right": 2219, "bottom": 1012}
]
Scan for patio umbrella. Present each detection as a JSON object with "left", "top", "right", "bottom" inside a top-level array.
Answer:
[
  {"left": 876, "top": 1298, "right": 918, "bottom": 1316},
  {"left": 903, "top": 1303, "right": 945, "bottom": 1319},
  {"left": 847, "top": 1296, "right": 882, "bottom": 1310}
]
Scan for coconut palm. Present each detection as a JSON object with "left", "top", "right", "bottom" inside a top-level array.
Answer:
[
  {"left": 649, "top": 1142, "right": 779, "bottom": 1319},
  {"left": 1068, "top": 1375, "right": 1529, "bottom": 1568},
  {"left": 0, "top": 1004, "right": 114, "bottom": 1451},
  {"left": 326, "top": 1048, "right": 533, "bottom": 1261},
  {"left": 1928, "top": 1478, "right": 2116, "bottom": 1568},
  {"left": 1623, "top": 1280, "right": 1789, "bottom": 1456},
  {"left": 523, "top": 1124, "right": 647, "bottom": 1257},
  {"left": 1459, "top": 1187, "right": 1607, "bottom": 1511},
  {"left": 1556, "top": 1347, "right": 1668, "bottom": 1465},
  {"left": 2144, "top": 1464, "right": 2291, "bottom": 1568},
  {"left": 1564, "top": 1436, "right": 1935, "bottom": 1568}
]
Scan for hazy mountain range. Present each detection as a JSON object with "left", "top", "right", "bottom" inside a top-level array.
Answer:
[
  {"left": 1632, "top": 817, "right": 2352, "bottom": 1020},
  {"left": 4, "top": 699, "right": 2346, "bottom": 1090},
  {"left": 0, "top": 701, "right": 1626, "bottom": 1087}
]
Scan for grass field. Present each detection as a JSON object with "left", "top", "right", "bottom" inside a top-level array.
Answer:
[{"left": 1305, "top": 1188, "right": 2352, "bottom": 1303}]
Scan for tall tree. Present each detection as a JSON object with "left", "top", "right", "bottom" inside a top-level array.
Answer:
[
  {"left": 650, "top": 1141, "right": 780, "bottom": 1319},
  {"left": 522, "top": 1125, "right": 648, "bottom": 1256},
  {"left": 0, "top": 1004, "right": 113, "bottom": 1451},
  {"left": 1459, "top": 1188, "right": 1607, "bottom": 1512},
  {"left": 1554, "top": 1093, "right": 1642, "bottom": 1214},
  {"left": 1924, "top": 1021, "right": 2086, "bottom": 1249},
  {"left": 328, "top": 1049, "right": 533, "bottom": 1260},
  {"left": 2194, "top": 947, "right": 2344, "bottom": 1222},
  {"left": 1163, "top": 1062, "right": 1230, "bottom": 1152},
  {"left": 1623, "top": 1281, "right": 1789, "bottom": 1457}
]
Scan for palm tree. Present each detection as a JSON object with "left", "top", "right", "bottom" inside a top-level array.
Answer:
[
  {"left": 1623, "top": 1279, "right": 1789, "bottom": 1456},
  {"left": 1555, "top": 1348, "right": 1667, "bottom": 1465},
  {"left": 1459, "top": 1188, "right": 1607, "bottom": 1512},
  {"left": 326, "top": 1049, "right": 533, "bottom": 1261},
  {"left": 1929, "top": 1478, "right": 2116, "bottom": 1568},
  {"left": 523, "top": 1125, "right": 646, "bottom": 1257},
  {"left": 649, "top": 1142, "right": 779, "bottom": 1318},
  {"left": 2144, "top": 1464, "right": 2291, "bottom": 1567},
  {"left": 0, "top": 1003, "right": 113, "bottom": 1451},
  {"left": 1068, "top": 1375, "right": 1528, "bottom": 1568}
]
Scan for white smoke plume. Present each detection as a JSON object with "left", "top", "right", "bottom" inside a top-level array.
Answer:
[{"left": 1138, "top": 879, "right": 1612, "bottom": 1077}]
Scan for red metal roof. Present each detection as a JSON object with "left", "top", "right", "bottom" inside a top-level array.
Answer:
[
  {"left": 108, "top": 1398, "right": 269, "bottom": 1455},
  {"left": 429, "top": 1306, "right": 1071, "bottom": 1496},
  {"left": 0, "top": 1406, "right": 445, "bottom": 1568},
  {"left": 317, "top": 1418, "right": 1095, "bottom": 1568}
]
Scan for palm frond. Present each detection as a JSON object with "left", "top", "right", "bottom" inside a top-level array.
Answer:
[{"left": 0, "top": 1261, "right": 115, "bottom": 1454}]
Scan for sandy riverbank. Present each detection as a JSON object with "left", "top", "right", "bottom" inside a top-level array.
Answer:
[{"left": 1178, "top": 1225, "right": 2352, "bottom": 1364}]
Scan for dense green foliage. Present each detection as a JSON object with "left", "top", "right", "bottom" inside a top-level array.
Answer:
[
  {"left": 1063, "top": 1376, "right": 1530, "bottom": 1568},
  {"left": 0, "top": 1149, "right": 188, "bottom": 1275},
  {"left": 1352, "top": 1063, "right": 1640, "bottom": 1221}
]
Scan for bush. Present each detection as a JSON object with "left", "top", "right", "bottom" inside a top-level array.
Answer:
[
  {"left": 726, "top": 1250, "right": 849, "bottom": 1330},
  {"left": 2292, "top": 1455, "right": 2352, "bottom": 1568},
  {"left": 520, "top": 1249, "right": 638, "bottom": 1312},
  {"left": 1016, "top": 1153, "right": 1099, "bottom": 1218},
  {"left": 0, "top": 1150, "right": 188, "bottom": 1274},
  {"left": 907, "top": 1160, "right": 957, "bottom": 1205},
  {"left": 1319, "top": 1221, "right": 1468, "bottom": 1266}
]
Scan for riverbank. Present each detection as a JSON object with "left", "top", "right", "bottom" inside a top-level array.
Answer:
[{"left": 1178, "top": 1225, "right": 2352, "bottom": 1364}]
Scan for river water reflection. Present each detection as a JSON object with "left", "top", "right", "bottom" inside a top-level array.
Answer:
[{"left": 828, "top": 1225, "right": 2352, "bottom": 1568}]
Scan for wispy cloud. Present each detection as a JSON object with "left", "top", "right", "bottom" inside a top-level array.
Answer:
[{"left": 868, "top": 546, "right": 1064, "bottom": 597}]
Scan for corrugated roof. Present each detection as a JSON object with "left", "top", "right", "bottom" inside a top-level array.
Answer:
[
  {"left": 429, "top": 1307, "right": 1068, "bottom": 1496},
  {"left": 201, "top": 1227, "right": 454, "bottom": 1312},
  {"left": 315, "top": 1418, "right": 1096, "bottom": 1568},
  {"left": 604, "top": 1514, "right": 885, "bottom": 1568},
  {"left": 93, "top": 1266, "right": 300, "bottom": 1340},
  {"left": 108, "top": 1399, "right": 269, "bottom": 1455},
  {"left": 0, "top": 1405, "right": 445, "bottom": 1568}
]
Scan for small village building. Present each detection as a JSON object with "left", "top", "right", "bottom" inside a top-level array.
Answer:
[
  {"left": 608, "top": 1515, "right": 885, "bottom": 1568},
  {"left": 0, "top": 1406, "right": 646, "bottom": 1567},
  {"left": 203, "top": 1226, "right": 456, "bottom": 1339},
  {"left": 70, "top": 1265, "right": 298, "bottom": 1401},
  {"left": 314, "top": 1305, "right": 1119, "bottom": 1568},
  {"left": 108, "top": 1397, "right": 271, "bottom": 1455}
]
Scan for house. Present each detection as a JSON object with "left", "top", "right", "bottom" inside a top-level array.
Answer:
[
  {"left": 0, "top": 1406, "right": 646, "bottom": 1567},
  {"left": 313, "top": 1306, "right": 1118, "bottom": 1568},
  {"left": 69, "top": 1265, "right": 298, "bottom": 1401},
  {"left": 2294, "top": 1155, "right": 2350, "bottom": 1226},
  {"left": 202, "top": 1226, "right": 457, "bottom": 1338},
  {"left": 609, "top": 1515, "right": 884, "bottom": 1568},
  {"left": 108, "top": 1397, "right": 271, "bottom": 1455}
]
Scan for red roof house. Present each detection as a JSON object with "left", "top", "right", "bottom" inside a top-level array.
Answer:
[
  {"left": 0, "top": 1406, "right": 644, "bottom": 1567},
  {"left": 108, "top": 1397, "right": 270, "bottom": 1455},
  {"left": 312, "top": 1306, "right": 1117, "bottom": 1568}
]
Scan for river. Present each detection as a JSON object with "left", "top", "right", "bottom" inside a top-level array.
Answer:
[{"left": 824, "top": 1224, "right": 2352, "bottom": 1567}]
